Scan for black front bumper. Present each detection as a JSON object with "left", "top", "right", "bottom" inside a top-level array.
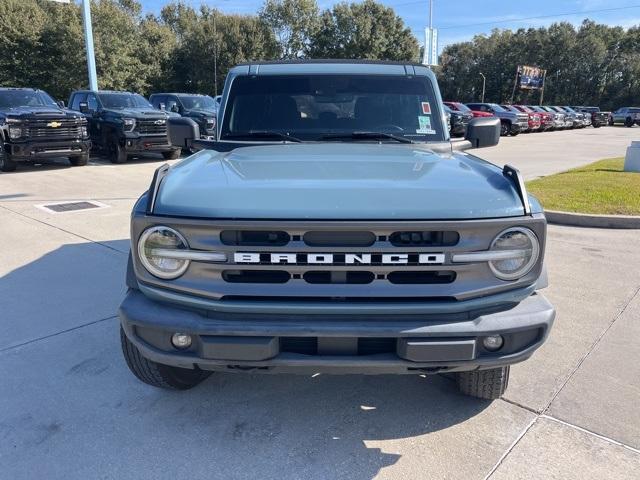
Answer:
[
  {"left": 7, "top": 138, "right": 91, "bottom": 161},
  {"left": 119, "top": 289, "right": 555, "bottom": 375},
  {"left": 120, "top": 134, "right": 179, "bottom": 154}
]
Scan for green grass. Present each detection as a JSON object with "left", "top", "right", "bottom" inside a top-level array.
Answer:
[{"left": 526, "top": 158, "right": 640, "bottom": 215}]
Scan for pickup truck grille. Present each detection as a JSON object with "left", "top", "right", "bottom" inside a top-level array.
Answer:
[
  {"left": 136, "top": 120, "right": 167, "bottom": 135},
  {"left": 133, "top": 218, "right": 548, "bottom": 304},
  {"left": 25, "top": 119, "right": 83, "bottom": 140}
]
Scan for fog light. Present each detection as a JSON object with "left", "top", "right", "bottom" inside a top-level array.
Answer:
[
  {"left": 483, "top": 335, "right": 504, "bottom": 352},
  {"left": 171, "top": 333, "right": 192, "bottom": 349}
]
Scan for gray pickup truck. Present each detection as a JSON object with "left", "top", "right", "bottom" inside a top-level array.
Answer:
[{"left": 119, "top": 61, "right": 555, "bottom": 400}]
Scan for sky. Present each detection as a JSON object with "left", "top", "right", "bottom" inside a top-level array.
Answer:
[{"left": 139, "top": 0, "right": 640, "bottom": 53}]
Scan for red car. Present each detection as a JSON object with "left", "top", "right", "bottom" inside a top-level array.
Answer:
[
  {"left": 502, "top": 105, "right": 541, "bottom": 132},
  {"left": 513, "top": 105, "right": 553, "bottom": 131},
  {"left": 444, "top": 101, "right": 493, "bottom": 118}
]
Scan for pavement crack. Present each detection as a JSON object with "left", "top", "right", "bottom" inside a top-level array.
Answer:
[
  {"left": 540, "top": 415, "right": 640, "bottom": 455},
  {"left": 0, "top": 315, "right": 117, "bottom": 354},
  {"left": 0, "top": 203, "right": 127, "bottom": 255},
  {"left": 484, "top": 416, "right": 538, "bottom": 479},
  {"left": 542, "top": 284, "right": 640, "bottom": 415}
]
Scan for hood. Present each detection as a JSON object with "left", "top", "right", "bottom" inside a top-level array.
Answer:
[
  {"left": 154, "top": 143, "right": 526, "bottom": 220},
  {"left": 103, "top": 107, "right": 168, "bottom": 119},
  {"left": 0, "top": 105, "right": 82, "bottom": 119},
  {"left": 184, "top": 108, "right": 217, "bottom": 118}
]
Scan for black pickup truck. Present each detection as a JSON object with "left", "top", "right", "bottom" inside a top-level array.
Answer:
[
  {"left": 68, "top": 90, "right": 180, "bottom": 164},
  {"left": 149, "top": 93, "right": 217, "bottom": 140},
  {"left": 0, "top": 88, "right": 91, "bottom": 172}
]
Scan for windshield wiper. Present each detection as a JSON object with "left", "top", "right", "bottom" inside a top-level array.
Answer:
[
  {"left": 319, "top": 131, "right": 414, "bottom": 144},
  {"left": 222, "top": 130, "right": 303, "bottom": 143}
]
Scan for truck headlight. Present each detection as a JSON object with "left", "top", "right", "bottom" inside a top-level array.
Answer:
[
  {"left": 123, "top": 118, "right": 136, "bottom": 132},
  {"left": 488, "top": 227, "right": 539, "bottom": 280},
  {"left": 81, "top": 126, "right": 88, "bottom": 137},
  {"left": 9, "top": 126, "right": 22, "bottom": 139},
  {"left": 138, "top": 226, "right": 190, "bottom": 279}
]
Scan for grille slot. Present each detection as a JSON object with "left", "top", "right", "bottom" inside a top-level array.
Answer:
[
  {"left": 303, "top": 271, "right": 374, "bottom": 284},
  {"left": 358, "top": 338, "right": 395, "bottom": 355},
  {"left": 221, "top": 230, "right": 290, "bottom": 246},
  {"left": 387, "top": 271, "right": 456, "bottom": 284},
  {"left": 222, "top": 270, "right": 290, "bottom": 284},
  {"left": 303, "top": 231, "right": 376, "bottom": 247},
  {"left": 279, "top": 337, "right": 395, "bottom": 356},
  {"left": 389, "top": 231, "right": 459, "bottom": 247},
  {"left": 280, "top": 337, "right": 317, "bottom": 355}
]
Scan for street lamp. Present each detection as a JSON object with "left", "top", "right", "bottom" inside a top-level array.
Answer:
[
  {"left": 49, "top": 0, "right": 98, "bottom": 91},
  {"left": 479, "top": 72, "right": 486, "bottom": 103}
]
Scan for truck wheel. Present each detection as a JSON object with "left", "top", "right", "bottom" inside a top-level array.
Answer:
[
  {"left": 162, "top": 149, "right": 181, "bottom": 160},
  {"left": 0, "top": 149, "right": 17, "bottom": 172},
  {"left": 69, "top": 153, "right": 89, "bottom": 166},
  {"left": 455, "top": 366, "right": 510, "bottom": 400},
  {"left": 120, "top": 327, "right": 211, "bottom": 390},
  {"left": 593, "top": 121, "right": 601, "bottom": 128},
  {"left": 625, "top": 117, "right": 634, "bottom": 128},
  {"left": 500, "top": 122, "right": 510, "bottom": 136},
  {"left": 108, "top": 137, "right": 128, "bottom": 164}
]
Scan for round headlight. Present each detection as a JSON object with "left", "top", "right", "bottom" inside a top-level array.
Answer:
[
  {"left": 138, "top": 226, "right": 190, "bottom": 279},
  {"left": 489, "top": 227, "right": 539, "bottom": 281},
  {"left": 9, "top": 126, "right": 22, "bottom": 139}
]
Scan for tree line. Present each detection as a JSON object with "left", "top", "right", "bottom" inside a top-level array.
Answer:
[{"left": 0, "top": 0, "right": 638, "bottom": 110}]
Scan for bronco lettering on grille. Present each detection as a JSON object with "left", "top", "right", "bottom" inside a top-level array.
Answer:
[{"left": 233, "top": 253, "right": 446, "bottom": 265}]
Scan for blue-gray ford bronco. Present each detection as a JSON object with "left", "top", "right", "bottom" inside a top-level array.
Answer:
[{"left": 119, "top": 60, "right": 555, "bottom": 400}]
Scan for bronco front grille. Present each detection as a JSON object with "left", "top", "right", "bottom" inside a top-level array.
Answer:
[{"left": 134, "top": 217, "right": 547, "bottom": 303}]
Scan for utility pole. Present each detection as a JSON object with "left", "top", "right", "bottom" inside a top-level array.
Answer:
[
  {"left": 213, "top": 12, "right": 218, "bottom": 96},
  {"left": 423, "top": 1, "right": 438, "bottom": 67},
  {"left": 49, "top": 0, "right": 98, "bottom": 91},
  {"left": 81, "top": 0, "right": 98, "bottom": 91},
  {"left": 479, "top": 73, "right": 486, "bottom": 103}
]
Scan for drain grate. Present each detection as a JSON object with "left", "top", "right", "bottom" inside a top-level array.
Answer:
[{"left": 37, "top": 200, "right": 108, "bottom": 214}]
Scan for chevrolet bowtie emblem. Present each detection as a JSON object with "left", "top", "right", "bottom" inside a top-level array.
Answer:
[{"left": 47, "top": 121, "right": 62, "bottom": 128}]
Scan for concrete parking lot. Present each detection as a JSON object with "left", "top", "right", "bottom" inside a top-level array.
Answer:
[{"left": 1, "top": 127, "right": 639, "bottom": 479}]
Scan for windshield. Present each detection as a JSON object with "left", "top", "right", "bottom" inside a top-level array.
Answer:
[
  {"left": 98, "top": 93, "right": 151, "bottom": 109},
  {"left": 629, "top": 108, "right": 640, "bottom": 113},
  {"left": 220, "top": 74, "right": 445, "bottom": 142},
  {"left": 0, "top": 90, "right": 57, "bottom": 108},
  {"left": 489, "top": 103, "right": 507, "bottom": 112},
  {"left": 448, "top": 102, "right": 472, "bottom": 113},
  {"left": 179, "top": 95, "right": 217, "bottom": 110}
]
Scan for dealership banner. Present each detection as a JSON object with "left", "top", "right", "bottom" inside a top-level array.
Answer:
[{"left": 517, "top": 65, "right": 546, "bottom": 90}]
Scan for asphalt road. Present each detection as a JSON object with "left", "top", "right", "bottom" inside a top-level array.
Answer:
[{"left": 1, "top": 127, "right": 639, "bottom": 479}]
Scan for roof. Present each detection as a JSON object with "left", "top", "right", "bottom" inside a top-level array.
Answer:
[
  {"left": 0, "top": 87, "right": 39, "bottom": 92},
  {"left": 149, "top": 93, "right": 211, "bottom": 97},
  {"left": 230, "top": 59, "right": 435, "bottom": 78},
  {"left": 72, "top": 90, "right": 137, "bottom": 95}
]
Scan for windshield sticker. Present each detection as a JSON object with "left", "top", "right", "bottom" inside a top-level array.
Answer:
[
  {"left": 417, "top": 115, "right": 435, "bottom": 134},
  {"left": 421, "top": 102, "right": 431, "bottom": 114}
]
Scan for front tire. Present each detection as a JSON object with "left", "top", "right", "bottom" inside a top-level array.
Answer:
[
  {"left": 0, "top": 149, "right": 17, "bottom": 172},
  {"left": 455, "top": 366, "right": 510, "bottom": 400},
  {"left": 593, "top": 121, "right": 601, "bottom": 128},
  {"left": 108, "top": 137, "right": 128, "bottom": 164},
  {"left": 69, "top": 153, "right": 89, "bottom": 166},
  {"left": 625, "top": 117, "right": 634, "bottom": 128},
  {"left": 162, "top": 149, "right": 181, "bottom": 160},
  {"left": 500, "top": 122, "right": 510, "bottom": 136},
  {"left": 120, "top": 327, "right": 211, "bottom": 390}
]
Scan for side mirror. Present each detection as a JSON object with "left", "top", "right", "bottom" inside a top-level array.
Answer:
[
  {"left": 159, "top": 103, "right": 166, "bottom": 111},
  {"left": 57, "top": 100, "right": 65, "bottom": 108},
  {"left": 465, "top": 117, "right": 500, "bottom": 148},
  {"left": 79, "top": 101, "right": 89, "bottom": 114}
]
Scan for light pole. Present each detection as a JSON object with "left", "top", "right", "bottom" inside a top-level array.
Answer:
[
  {"left": 49, "top": 0, "right": 98, "bottom": 91},
  {"left": 479, "top": 72, "right": 486, "bottom": 103}
]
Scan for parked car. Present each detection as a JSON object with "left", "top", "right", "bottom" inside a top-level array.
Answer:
[
  {"left": 502, "top": 105, "right": 540, "bottom": 132},
  {"left": 609, "top": 107, "right": 640, "bottom": 127},
  {"left": 466, "top": 102, "right": 529, "bottom": 136},
  {"left": 444, "top": 101, "right": 493, "bottom": 118},
  {"left": 537, "top": 106, "right": 567, "bottom": 130},
  {"left": 443, "top": 104, "right": 472, "bottom": 137},
  {"left": 547, "top": 106, "right": 577, "bottom": 129},
  {"left": 574, "top": 106, "right": 609, "bottom": 128},
  {"left": 68, "top": 90, "right": 180, "bottom": 164},
  {"left": 514, "top": 105, "right": 553, "bottom": 131},
  {"left": 119, "top": 60, "right": 555, "bottom": 401},
  {"left": 0, "top": 87, "right": 90, "bottom": 172},
  {"left": 559, "top": 106, "right": 587, "bottom": 128},
  {"left": 149, "top": 93, "right": 217, "bottom": 140}
]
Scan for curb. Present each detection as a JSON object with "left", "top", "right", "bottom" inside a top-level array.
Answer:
[{"left": 545, "top": 210, "right": 640, "bottom": 229}]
